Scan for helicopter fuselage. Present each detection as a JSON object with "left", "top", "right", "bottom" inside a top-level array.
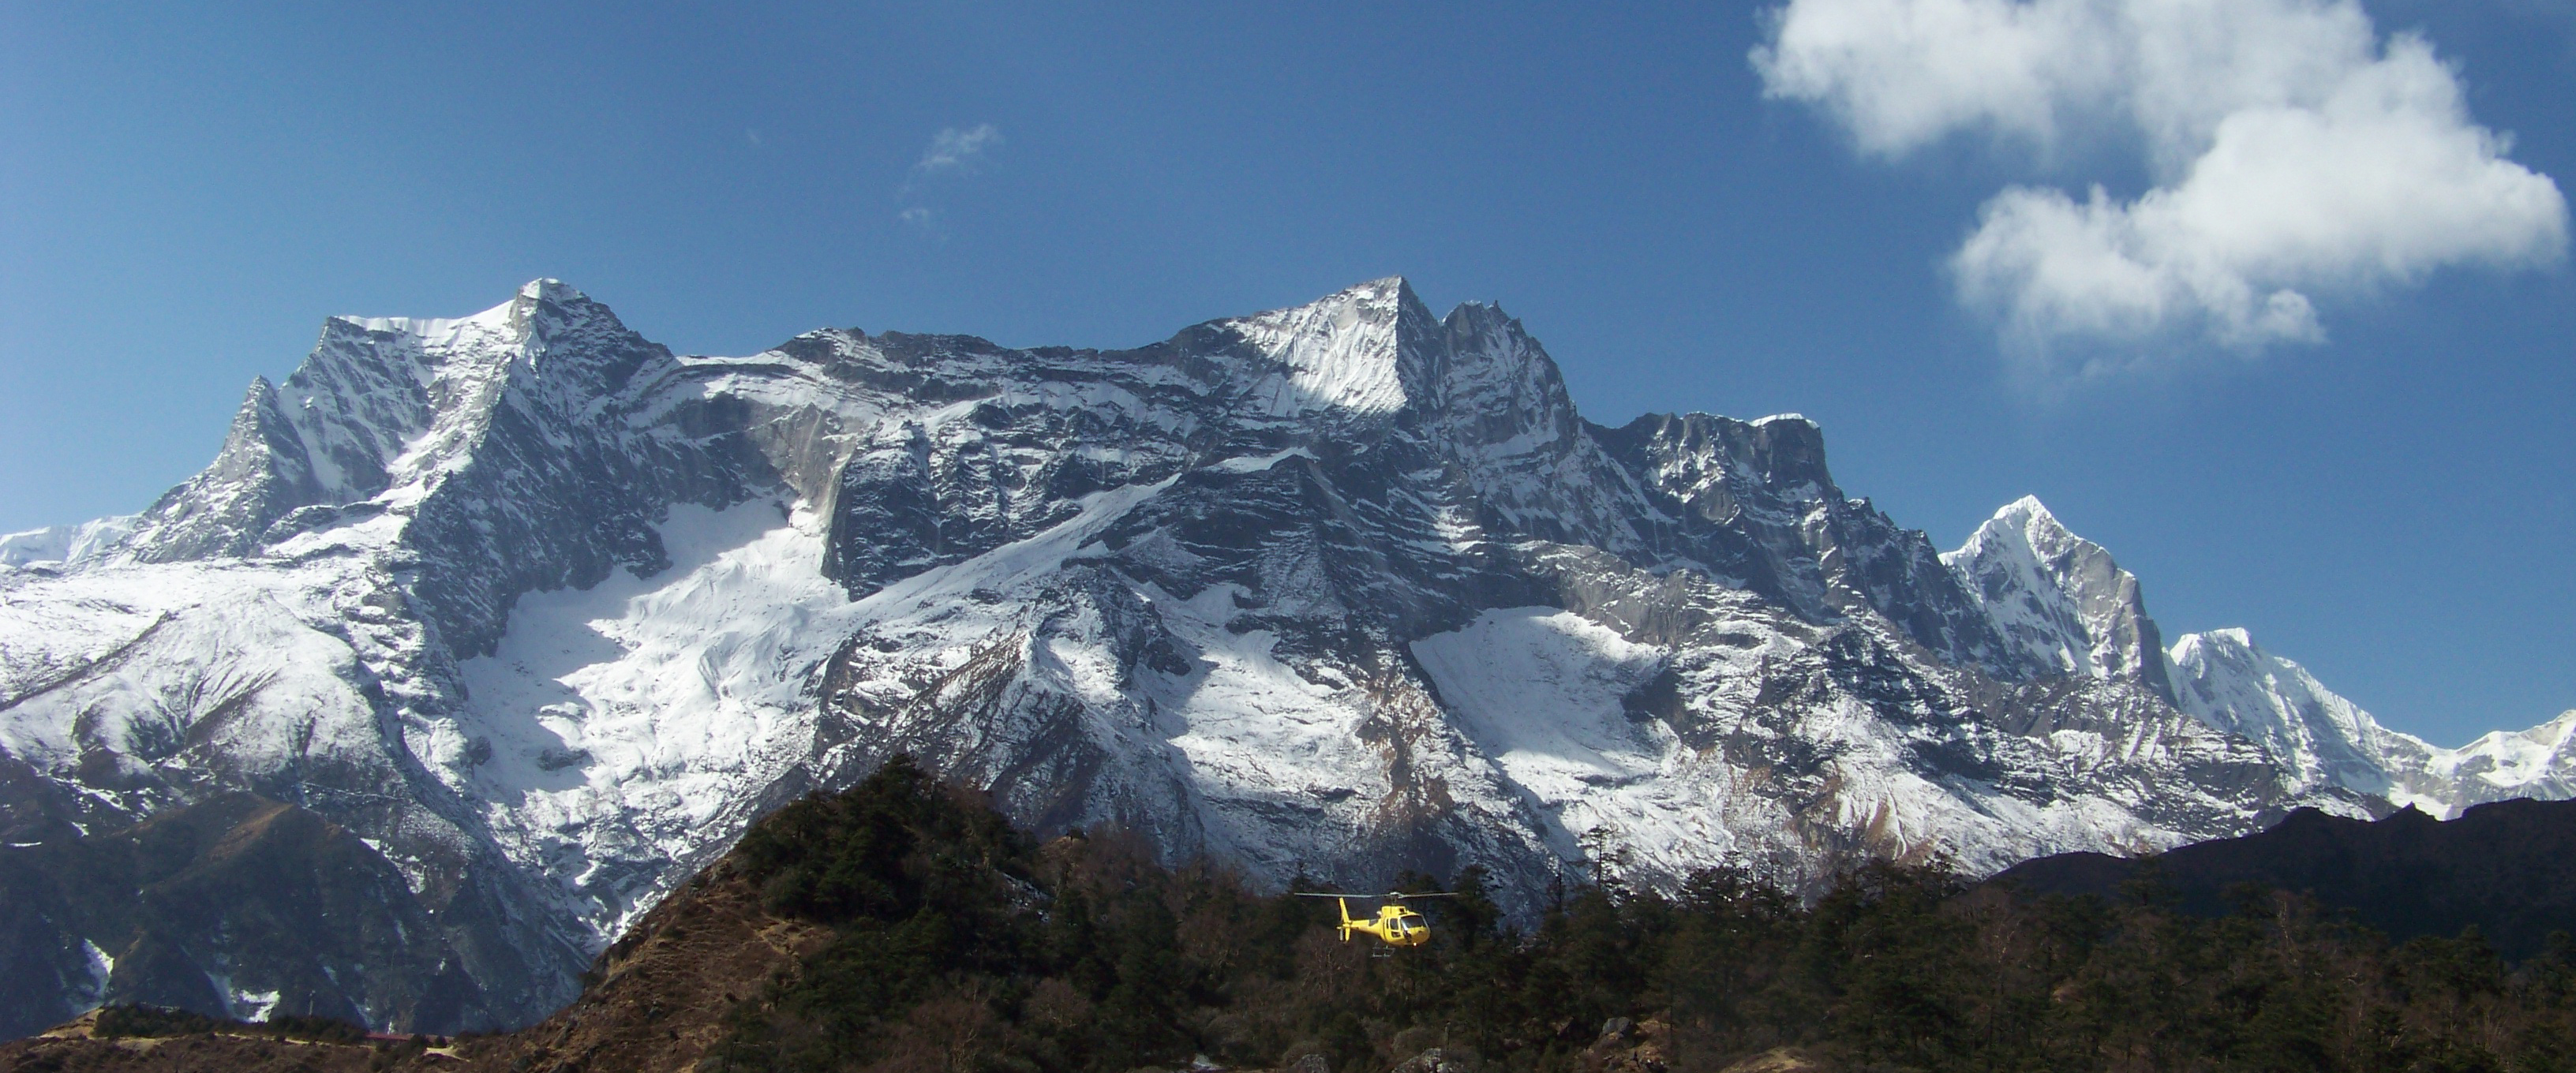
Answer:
[{"left": 1333, "top": 898, "right": 1431, "bottom": 948}]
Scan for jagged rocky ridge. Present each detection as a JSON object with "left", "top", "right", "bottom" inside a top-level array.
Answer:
[{"left": 2, "top": 279, "right": 2568, "bottom": 1036}]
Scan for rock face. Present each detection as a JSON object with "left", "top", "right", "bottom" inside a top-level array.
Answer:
[
  {"left": 0, "top": 795, "right": 500, "bottom": 1040},
  {"left": 0, "top": 278, "right": 2565, "bottom": 1034}
]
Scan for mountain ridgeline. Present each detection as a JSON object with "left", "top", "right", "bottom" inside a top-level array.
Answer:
[{"left": 1, "top": 279, "right": 2569, "bottom": 1035}]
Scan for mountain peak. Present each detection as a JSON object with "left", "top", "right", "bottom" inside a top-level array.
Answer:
[
  {"left": 1440, "top": 297, "right": 1513, "bottom": 333},
  {"left": 326, "top": 278, "right": 624, "bottom": 353},
  {"left": 1994, "top": 493, "right": 2057, "bottom": 526},
  {"left": 1256, "top": 276, "right": 1420, "bottom": 320},
  {"left": 2451, "top": 709, "right": 2576, "bottom": 771},
  {"left": 1219, "top": 277, "right": 1440, "bottom": 421},
  {"left": 2181, "top": 626, "right": 2259, "bottom": 652},
  {"left": 1973, "top": 496, "right": 2087, "bottom": 555},
  {"left": 2163, "top": 626, "right": 2427, "bottom": 800},
  {"left": 122, "top": 372, "right": 326, "bottom": 562},
  {"left": 1947, "top": 495, "right": 2174, "bottom": 694},
  {"left": 1957, "top": 495, "right": 2088, "bottom": 563},
  {"left": 518, "top": 277, "right": 585, "bottom": 303},
  {"left": 1340, "top": 274, "right": 1414, "bottom": 301}
]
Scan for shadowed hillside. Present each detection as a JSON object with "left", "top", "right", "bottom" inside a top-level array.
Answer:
[
  {"left": 1997, "top": 797, "right": 2576, "bottom": 959},
  {"left": 0, "top": 794, "right": 504, "bottom": 1040}
]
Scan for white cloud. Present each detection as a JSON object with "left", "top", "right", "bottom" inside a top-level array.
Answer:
[
  {"left": 1754, "top": 0, "right": 2567, "bottom": 376},
  {"left": 897, "top": 124, "right": 1003, "bottom": 230},
  {"left": 1754, "top": 0, "right": 2125, "bottom": 158},
  {"left": 912, "top": 123, "right": 1003, "bottom": 178}
]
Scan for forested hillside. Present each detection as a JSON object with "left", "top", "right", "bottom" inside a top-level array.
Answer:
[{"left": 10, "top": 758, "right": 2575, "bottom": 1072}]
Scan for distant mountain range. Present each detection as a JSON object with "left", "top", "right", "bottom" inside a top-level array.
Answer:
[{"left": 3, "top": 279, "right": 2568, "bottom": 1035}]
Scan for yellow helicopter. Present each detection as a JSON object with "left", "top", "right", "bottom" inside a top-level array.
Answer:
[{"left": 1295, "top": 891, "right": 1455, "bottom": 950}]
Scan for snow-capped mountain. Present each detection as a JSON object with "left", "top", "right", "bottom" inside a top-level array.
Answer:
[
  {"left": 0, "top": 516, "right": 135, "bottom": 570},
  {"left": 2167, "top": 629, "right": 2576, "bottom": 812},
  {"left": 1, "top": 279, "right": 2564, "bottom": 1036},
  {"left": 1945, "top": 499, "right": 2576, "bottom": 815},
  {"left": 1943, "top": 496, "right": 2172, "bottom": 698}
]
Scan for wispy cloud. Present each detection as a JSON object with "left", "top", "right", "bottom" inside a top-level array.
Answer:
[
  {"left": 913, "top": 123, "right": 1002, "bottom": 178},
  {"left": 1754, "top": 0, "right": 2568, "bottom": 383},
  {"left": 898, "top": 124, "right": 1004, "bottom": 231}
]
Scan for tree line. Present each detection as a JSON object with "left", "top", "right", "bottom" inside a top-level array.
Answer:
[{"left": 703, "top": 757, "right": 2576, "bottom": 1073}]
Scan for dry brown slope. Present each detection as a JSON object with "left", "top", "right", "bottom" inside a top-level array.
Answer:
[
  {"left": 3, "top": 851, "right": 826, "bottom": 1073},
  {"left": 440, "top": 858, "right": 831, "bottom": 1073}
]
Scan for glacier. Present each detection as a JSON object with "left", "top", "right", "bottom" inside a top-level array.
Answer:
[{"left": 1, "top": 277, "right": 2567, "bottom": 1037}]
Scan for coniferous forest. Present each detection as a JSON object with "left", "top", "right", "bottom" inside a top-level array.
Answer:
[{"left": 699, "top": 758, "right": 2576, "bottom": 1073}]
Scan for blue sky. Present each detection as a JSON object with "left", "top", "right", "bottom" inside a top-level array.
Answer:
[{"left": 2, "top": 2, "right": 2569, "bottom": 745}]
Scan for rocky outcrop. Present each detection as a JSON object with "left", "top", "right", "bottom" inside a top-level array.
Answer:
[{"left": 0, "top": 795, "right": 537, "bottom": 1040}]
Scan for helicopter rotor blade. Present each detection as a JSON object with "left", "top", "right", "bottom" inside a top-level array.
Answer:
[{"left": 1288, "top": 891, "right": 1458, "bottom": 900}]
